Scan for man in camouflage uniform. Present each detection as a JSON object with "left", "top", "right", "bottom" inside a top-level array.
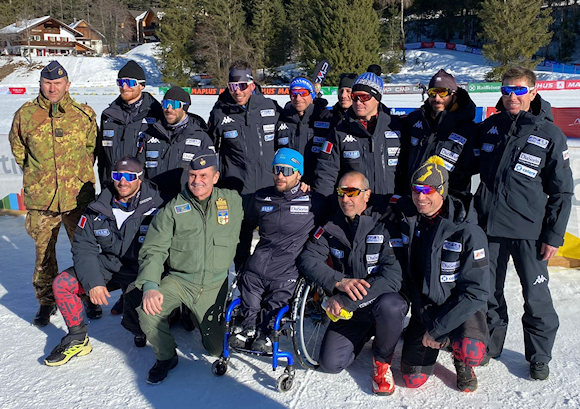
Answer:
[{"left": 9, "top": 60, "right": 98, "bottom": 327}]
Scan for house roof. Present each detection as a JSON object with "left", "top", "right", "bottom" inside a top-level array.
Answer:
[
  {"left": 0, "top": 16, "right": 83, "bottom": 37},
  {"left": 69, "top": 19, "right": 105, "bottom": 39}
]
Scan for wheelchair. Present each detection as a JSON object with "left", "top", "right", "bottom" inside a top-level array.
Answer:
[{"left": 211, "top": 276, "right": 330, "bottom": 392}]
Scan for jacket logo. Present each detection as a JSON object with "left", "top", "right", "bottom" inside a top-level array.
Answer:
[
  {"left": 387, "top": 147, "right": 399, "bottom": 156},
  {"left": 182, "top": 152, "right": 194, "bottom": 162},
  {"left": 139, "top": 225, "right": 149, "bottom": 234},
  {"left": 277, "top": 136, "right": 289, "bottom": 145},
  {"left": 322, "top": 141, "right": 333, "bottom": 154},
  {"left": 146, "top": 150, "right": 159, "bottom": 158},
  {"left": 388, "top": 158, "right": 398, "bottom": 166},
  {"left": 224, "top": 130, "right": 238, "bottom": 139},
  {"left": 389, "top": 238, "right": 403, "bottom": 248},
  {"left": 488, "top": 126, "right": 498, "bottom": 135},
  {"left": 443, "top": 241, "right": 462, "bottom": 252},
  {"left": 366, "top": 235, "right": 384, "bottom": 244},
  {"left": 260, "top": 109, "right": 276, "bottom": 117},
  {"left": 527, "top": 135, "right": 549, "bottom": 149},
  {"left": 563, "top": 149, "right": 569, "bottom": 160},
  {"left": 314, "top": 226, "right": 324, "bottom": 239},
  {"left": 290, "top": 205, "right": 309, "bottom": 214},
  {"left": 278, "top": 123, "right": 289, "bottom": 131},
  {"left": 449, "top": 133, "right": 466, "bottom": 146},
  {"left": 343, "top": 150, "right": 360, "bottom": 159},
  {"left": 78, "top": 215, "right": 87, "bottom": 229},
  {"left": 102, "top": 140, "right": 113, "bottom": 147},
  {"left": 261, "top": 205, "right": 274, "bottom": 212},
  {"left": 186, "top": 138, "right": 201, "bottom": 146},
  {"left": 473, "top": 248, "right": 486, "bottom": 260},
  {"left": 482, "top": 143, "right": 494, "bottom": 152},
  {"left": 94, "top": 229, "right": 110, "bottom": 237},
  {"left": 413, "top": 121, "right": 423, "bottom": 129},
  {"left": 514, "top": 163, "right": 538, "bottom": 178},
  {"left": 313, "top": 136, "right": 326, "bottom": 144},
  {"left": 343, "top": 135, "right": 357, "bottom": 143},
  {"left": 330, "top": 248, "right": 344, "bottom": 259},
  {"left": 221, "top": 116, "right": 235, "bottom": 125},
  {"left": 533, "top": 275, "right": 548, "bottom": 285},
  {"left": 145, "top": 161, "right": 158, "bottom": 168},
  {"left": 366, "top": 253, "right": 379, "bottom": 263},
  {"left": 384, "top": 131, "right": 400, "bottom": 139},
  {"left": 264, "top": 134, "right": 275, "bottom": 142},
  {"left": 519, "top": 153, "right": 541, "bottom": 167},
  {"left": 174, "top": 203, "right": 192, "bottom": 214},
  {"left": 314, "top": 121, "right": 330, "bottom": 129},
  {"left": 440, "top": 273, "right": 459, "bottom": 282},
  {"left": 410, "top": 137, "right": 419, "bottom": 146},
  {"left": 143, "top": 117, "right": 156, "bottom": 124},
  {"left": 441, "top": 260, "right": 460, "bottom": 271},
  {"left": 103, "top": 130, "right": 114, "bottom": 137},
  {"left": 147, "top": 137, "right": 161, "bottom": 144},
  {"left": 440, "top": 148, "right": 459, "bottom": 163},
  {"left": 263, "top": 124, "right": 275, "bottom": 133}
]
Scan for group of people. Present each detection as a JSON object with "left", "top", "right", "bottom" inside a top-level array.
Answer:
[{"left": 9, "top": 58, "right": 572, "bottom": 393}]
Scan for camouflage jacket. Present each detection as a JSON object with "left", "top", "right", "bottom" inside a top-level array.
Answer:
[{"left": 9, "top": 92, "right": 97, "bottom": 212}]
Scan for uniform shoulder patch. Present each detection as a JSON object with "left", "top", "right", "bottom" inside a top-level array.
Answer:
[
  {"left": 314, "top": 226, "right": 324, "bottom": 239},
  {"left": 174, "top": 203, "right": 192, "bottom": 214},
  {"left": 78, "top": 215, "right": 87, "bottom": 229}
]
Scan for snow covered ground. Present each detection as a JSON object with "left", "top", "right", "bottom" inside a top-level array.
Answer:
[{"left": 0, "top": 43, "right": 579, "bottom": 409}]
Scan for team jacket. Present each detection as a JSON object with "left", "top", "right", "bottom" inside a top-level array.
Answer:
[
  {"left": 140, "top": 113, "right": 214, "bottom": 202},
  {"left": 398, "top": 195, "right": 490, "bottom": 341},
  {"left": 208, "top": 89, "right": 281, "bottom": 195},
  {"left": 297, "top": 206, "right": 404, "bottom": 312},
  {"left": 136, "top": 186, "right": 243, "bottom": 290},
  {"left": 275, "top": 102, "right": 333, "bottom": 185},
  {"left": 312, "top": 108, "right": 403, "bottom": 203},
  {"left": 71, "top": 180, "right": 163, "bottom": 292},
  {"left": 243, "top": 184, "right": 314, "bottom": 281},
  {"left": 97, "top": 92, "right": 163, "bottom": 187},
  {"left": 398, "top": 88, "right": 479, "bottom": 196},
  {"left": 475, "top": 95, "right": 573, "bottom": 246}
]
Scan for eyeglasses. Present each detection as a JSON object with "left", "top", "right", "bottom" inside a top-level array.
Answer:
[
  {"left": 111, "top": 171, "right": 143, "bottom": 182},
  {"left": 351, "top": 92, "right": 373, "bottom": 103},
  {"left": 290, "top": 89, "right": 310, "bottom": 98},
  {"left": 116, "top": 78, "right": 141, "bottom": 88},
  {"left": 227, "top": 82, "right": 252, "bottom": 92},
  {"left": 500, "top": 85, "right": 535, "bottom": 96},
  {"left": 336, "top": 187, "right": 368, "bottom": 197},
  {"left": 162, "top": 99, "right": 186, "bottom": 110},
  {"left": 427, "top": 88, "right": 454, "bottom": 98},
  {"left": 273, "top": 165, "right": 297, "bottom": 176},
  {"left": 411, "top": 184, "right": 439, "bottom": 195}
]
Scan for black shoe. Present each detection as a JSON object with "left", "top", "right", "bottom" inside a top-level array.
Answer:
[
  {"left": 454, "top": 358, "right": 478, "bottom": 392},
  {"left": 229, "top": 327, "right": 256, "bottom": 350},
  {"left": 180, "top": 305, "right": 196, "bottom": 332},
  {"left": 147, "top": 354, "right": 178, "bottom": 384},
  {"left": 44, "top": 331, "right": 92, "bottom": 366},
  {"left": 33, "top": 304, "right": 57, "bottom": 327},
  {"left": 134, "top": 334, "right": 147, "bottom": 348},
  {"left": 85, "top": 302, "right": 102, "bottom": 320},
  {"left": 530, "top": 362, "right": 549, "bottom": 380},
  {"left": 252, "top": 333, "right": 273, "bottom": 354},
  {"left": 111, "top": 296, "right": 124, "bottom": 315}
]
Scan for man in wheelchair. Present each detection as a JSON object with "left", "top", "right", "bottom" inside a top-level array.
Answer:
[
  {"left": 298, "top": 170, "right": 408, "bottom": 396},
  {"left": 231, "top": 148, "right": 315, "bottom": 353}
]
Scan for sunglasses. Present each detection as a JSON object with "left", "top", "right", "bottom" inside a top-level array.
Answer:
[
  {"left": 111, "top": 171, "right": 143, "bottom": 182},
  {"left": 116, "top": 78, "right": 142, "bottom": 88},
  {"left": 290, "top": 89, "right": 311, "bottom": 98},
  {"left": 162, "top": 99, "right": 186, "bottom": 110},
  {"left": 427, "top": 88, "right": 454, "bottom": 98},
  {"left": 227, "top": 82, "right": 252, "bottom": 92},
  {"left": 273, "top": 165, "right": 297, "bottom": 176},
  {"left": 351, "top": 92, "right": 373, "bottom": 103},
  {"left": 411, "top": 184, "right": 439, "bottom": 195},
  {"left": 500, "top": 85, "right": 535, "bottom": 96},
  {"left": 336, "top": 187, "right": 368, "bottom": 197}
]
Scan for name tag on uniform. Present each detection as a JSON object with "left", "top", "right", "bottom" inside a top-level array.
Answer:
[
  {"left": 290, "top": 205, "right": 309, "bottom": 214},
  {"left": 519, "top": 153, "right": 541, "bottom": 167},
  {"left": 366, "top": 253, "right": 379, "bottom": 263},
  {"left": 182, "top": 152, "right": 194, "bottom": 162},
  {"left": 514, "top": 163, "right": 538, "bottom": 178},
  {"left": 384, "top": 131, "right": 399, "bottom": 139},
  {"left": 314, "top": 121, "right": 330, "bottom": 129},
  {"left": 102, "top": 140, "right": 113, "bottom": 147},
  {"left": 449, "top": 133, "right": 466, "bottom": 145},
  {"left": 94, "top": 229, "right": 110, "bottom": 237},
  {"left": 443, "top": 241, "right": 462, "bottom": 252},
  {"left": 343, "top": 150, "right": 360, "bottom": 159},
  {"left": 263, "top": 124, "right": 275, "bottom": 133},
  {"left": 440, "top": 273, "right": 459, "bottom": 283},
  {"left": 174, "top": 203, "right": 192, "bottom": 214},
  {"left": 261, "top": 109, "right": 276, "bottom": 117},
  {"left": 186, "top": 138, "right": 201, "bottom": 146},
  {"left": 331, "top": 248, "right": 344, "bottom": 259},
  {"left": 527, "top": 135, "right": 549, "bottom": 149},
  {"left": 103, "top": 130, "right": 114, "bottom": 137},
  {"left": 366, "top": 235, "right": 384, "bottom": 244},
  {"left": 440, "top": 148, "right": 459, "bottom": 163},
  {"left": 224, "top": 130, "right": 238, "bottom": 139}
]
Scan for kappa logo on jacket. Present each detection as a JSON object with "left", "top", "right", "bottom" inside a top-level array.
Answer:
[
  {"left": 488, "top": 126, "right": 498, "bottom": 135},
  {"left": 221, "top": 116, "right": 235, "bottom": 125},
  {"left": 278, "top": 122, "right": 289, "bottom": 131},
  {"left": 413, "top": 121, "right": 423, "bottom": 129},
  {"left": 343, "top": 135, "right": 357, "bottom": 143},
  {"left": 147, "top": 137, "right": 161, "bottom": 144}
]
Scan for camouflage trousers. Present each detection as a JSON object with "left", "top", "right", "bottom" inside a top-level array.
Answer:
[{"left": 25, "top": 208, "right": 85, "bottom": 305}]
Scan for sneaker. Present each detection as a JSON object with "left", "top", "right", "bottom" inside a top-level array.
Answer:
[
  {"left": 111, "top": 296, "right": 124, "bottom": 315},
  {"left": 147, "top": 354, "right": 178, "bottom": 384},
  {"left": 33, "top": 304, "right": 57, "bottom": 327},
  {"left": 454, "top": 358, "right": 478, "bottom": 392},
  {"left": 85, "top": 302, "right": 102, "bottom": 320},
  {"left": 229, "top": 327, "right": 256, "bottom": 350},
  {"left": 530, "top": 362, "right": 549, "bottom": 380},
  {"left": 44, "top": 333, "right": 92, "bottom": 366},
  {"left": 372, "top": 357, "right": 395, "bottom": 395},
  {"left": 252, "top": 333, "right": 273, "bottom": 354},
  {"left": 134, "top": 334, "right": 147, "bottom": 348}
]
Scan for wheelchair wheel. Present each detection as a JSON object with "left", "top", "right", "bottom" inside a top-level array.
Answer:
[{"left": 291, "top": 278, "right": 329, "bottom": 369}]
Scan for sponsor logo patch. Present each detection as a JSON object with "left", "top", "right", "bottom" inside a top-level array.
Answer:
[
  {"left": 441, "top": 261, "right": 460, "bottom": 271},
  {"left": 103, "top": 130, "right": 114, "bottom": 137},
  {"left": 138, "top": 236, "right": 146, "bottom": 243},
  {"left": 384, "top": 131, "right": 400, "bottom": 138},
  {"left": 389, "top": 238, "right": 403, "bottom": 248},
  {"left": 440, "top": 148, "right": 459, "bottom": 162},
  {"left": 292, "top": 196, "right": 310, "bottom": 202},
  {"left": 221, "top": 116, "right": 235, "bottom": 125},
  {"left": 527, "top": 135, "right": 549, "bottom": 149},
  {"left": 440, "top": 273, "right": 459, "bottom": 282},
  {"left": 278, "top": 122, "right": 289, "bottom": 131},
  {"left": 186, "top": 138, "right": 202, "bottom": 146},
  {"left": 343, "top": 135, "right": 357, "bottom": 143},
  {"left": 482, "top": 143, "right": 494, "bottom": 153},
  {"left": 367, "top": 266, "right": 378, "bottom": 274},
  {"left": 224, "top": 130, "right": 238, "bottom": 139},
  {"left": 139, "top": 225, "right": 149, "bottom": 234},
  {"left": 514, "top": 163, "right": 538, "bottom": 178},
  {"left": 182, "top": 152, "right": 194, "bottom": 162},
  {"left": 260, "top": 205, "right": 274, "bottom": 212},
  {"left": 263, "top": 124, "right": 275, "bottom": 133},
  {"left": 366, "top": 235, "right": 384, "bottom": 244},
  {"left": 488, "top": 126, "right": 498, "bottom": 135},
  {"left": 473, "top": 148, "right": 480, "bottom": 157},
  {"left": 146, "top": 150, "right": 159, "bottom": 158},
  {"left": 474, "top": 248, "right": 486, "bottom": 260},
  {"left": 290, "top": 205, "right": 309, "bottom": 214},
  {"left": 519, "top": 152, "right": 541, "bottom": 167},
  {"left": 331, "top": 248, "right": 344, "bottom": 258},
  {"left": 343, "top": 150, "right": 360, "bottom": 159},
  {"left": 449, "top": 133, "right": 466, "bottom": 145},
  {"left": 413, "top": 121, "right": 423, "bottom": 129},
  {"left": 401, "top": 234, "right": 409, "bottom": 244},
  {"left": 174, "top": 203, "right": 192, "bottom": 214},
  {"left": 388, "top": 158, "right": 399, "bottom": 166},
  {"left": 264, "top": 134, "right": 275, "bottom": 142},
  {"left": 145, "top": 161, "right": 158, "bottom": 168},
  {"left": 313, "top": 136, "right": 326, "bottom": 144},
  {"left": 94, "top": 229, "right": 110, "bottom": 237},
  {"left": 410, "top": 137, "right": 419, "bottom": 146},
  {"left": 147, "top": 137, "right": 160, "bottom": 144},
  {"left": 443, "top": 241, "right": 462, "bottom": 252},
  {"left": 563, "top": 149, "right": 569, "bottom": 160},
  {"left": 442, "top": 160, "right": 455, "bottom": 171},
  {"left": 260, "top": 109, "right": 276, "bottom": 117},
  {"left": 387, "top": 147, "right": 400, "bottom": 156},
  {"left": 102, "top": 140, "right": 113, "bottom": 147},
  {"left": 314, "top": 121, "right": 330, "bottom": 129},
  {"left": 311, "top": 146, "right": 321, "bottom": 153},
  {"left": 277, "top": 136, "right": 289, "bottom": 145},
  {"left": 143, "top": 117, "right": 156, "bottom": 124},
  {"left": 366, "top": 253, "right": 379, "bottom": 263}
]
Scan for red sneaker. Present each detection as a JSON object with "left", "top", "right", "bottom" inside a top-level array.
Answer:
[{"left": 372, "top": 357, "right": 395, "bottom": 395}]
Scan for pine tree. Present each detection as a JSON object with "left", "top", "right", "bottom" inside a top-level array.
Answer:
[
  {"left": 245, "top": 0, "right": 287, "bottom": 70},
  {"left": 478, "top": 0, "right": 553, "bottom": 80}
]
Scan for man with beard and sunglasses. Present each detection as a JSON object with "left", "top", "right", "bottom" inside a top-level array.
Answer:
[
  {"left": 312, "top": 72, "right": 403, "bottom": 207},
  {"left": 43, "top": 157, "right": 163, "bottom": 366},
  {"left": 475, "top": 66, "right": 573, "bottom": 380},
  {"left": 298, "top": 171, "right": 407, "bottom": 396},
  {"left": 208, "top": 61, "right": 281, "bottom": 271},
  {"left": 398, "top": 69, "right": 479, "bottom": 197}
]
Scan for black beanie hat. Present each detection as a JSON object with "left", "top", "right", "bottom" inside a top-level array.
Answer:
[
  {"left": 366, "top": 64, "right": 382, "bottom": 76},
  {"left": 428, "top": 69, "right": 458, "bottom": 91},
  {"left": 164, "top": 86, "right": 191, "bottom": 106},
  {"left": 118, "top": 60, "right": 146, "bottom": 82},
  {"left": 338, "top": 73, "right": 357, "bottom": 89}
]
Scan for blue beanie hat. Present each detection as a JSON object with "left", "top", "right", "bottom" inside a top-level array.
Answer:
[
  {"left": 352, "top": 72, "right": 384, "bottom": 101},
  {"left": 290, "top": 77, "right": 315, "bottom": 100},
  {"left": 273, "top": 148, "right": 304, "bottom": 176}
]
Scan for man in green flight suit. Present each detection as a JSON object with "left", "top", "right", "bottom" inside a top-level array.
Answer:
[
  {"left": 137, "top": 148, "right": 242, "bottom": 384},
  {"left": 9, "top": 60, "right": 97, "bottom": 327}
]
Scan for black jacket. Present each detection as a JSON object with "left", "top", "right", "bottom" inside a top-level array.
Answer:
[
  {"left": 398, "top": 194, "right": 489, "bottom": 341},
  {"left": 398, "top": 88, "right": 479, "bottom": 196},
  {"left": 275, "top": 102, "right": 333, "bottom": 185},
  {"left": 475, "top": 94, "right": 573, "bottom": 246},
  {"left": 208, "top": 89, "right": 281, "bottom": 195},
  {"left": 71, "top": 180, "right": 163, "bottom": 292},
  {"left": 312, "top": 108, "right": 403, "bottom": 204},
  {"left": 243, "top": 183, "right": 314, "bottom": 280},
  {"left": 97, "top": 92, "right": 163, "bottom": 187},
  {"left": 297, "top": 206, "right": 404, "bottom": 312},
  {"left": 140, "top": 113, "right": 214, "bottom": 202}
]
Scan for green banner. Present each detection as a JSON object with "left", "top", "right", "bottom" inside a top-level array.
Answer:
[
  {"left": 468, "top": 82, "right": 501, "bottom": 93},
  {"left": 320, "top": 86, "right": 338, "bottom": 96},
  {"left": 158, "top": 86, "right": 191, "bottom": 95}
]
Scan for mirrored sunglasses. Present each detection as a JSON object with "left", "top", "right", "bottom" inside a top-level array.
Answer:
[
  {"left": 162, "top": 99, "right": 186, "bottom": 110},
  {"left": 273, "top": 165, "right": 296, "bottom": 177},
  {"left": 336, "top": 187, "right": 368, "bottom": 197},
  {"left": 500, "top": 85, "right": 534, "bottom": 96},
  {"left": 111, "top": 171, "right": 143, "bottom": 182},
  {"left": 290, "top": 88, "right": 310, "bottom": 98},
  {"left": 427, "top": 87, "right": 454, "bottom": 98},
  {"left": 351, "top": 92, "right": 373, "bottom": 103},
  {"left": 412, "top": 184, "right": 439, "bottom": 195},
  {"left": 116, "top": 78, "right": 141, "bottom": 88},
  {"left": 227, "top": 82, "right": 252, "bottom": 92}
]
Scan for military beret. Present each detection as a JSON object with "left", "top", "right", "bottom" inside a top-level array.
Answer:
[
  {"left": 190, "top": 149, "right": 218, "bottom": 170},
  {"left": 41, "top": 61, "right": 68, "bottom": 80}
]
